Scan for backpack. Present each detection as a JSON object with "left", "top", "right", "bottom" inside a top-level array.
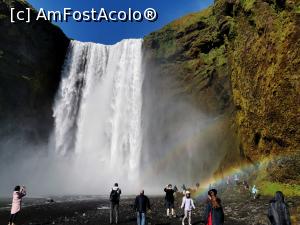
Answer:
[{"left": 110, "top": 189, "right": 120, "bottom": 202}]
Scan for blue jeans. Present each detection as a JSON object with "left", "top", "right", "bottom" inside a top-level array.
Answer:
[{"left": 137, "top": 212, "right": 146, "bottom": 225}]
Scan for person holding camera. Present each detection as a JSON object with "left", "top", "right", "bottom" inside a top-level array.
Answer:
[{"left": 8, "top": 185, "right": 26, "bottom": 225}]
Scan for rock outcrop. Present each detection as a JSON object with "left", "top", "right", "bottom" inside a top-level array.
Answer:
[
  {"left": 0, "top": 0, "right": 70, "bottom": 143},
  {"left": 144, "top": 0, "right": 300, "bottom": 184}
]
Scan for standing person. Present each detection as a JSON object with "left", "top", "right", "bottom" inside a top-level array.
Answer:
[
  {"left": 204, "top": 189, "right": 224, "bottom": 225},
  {"left": 268, "top": 191, "right": 291, "bottom": 225},
  {"left": 164, "top": 184, "right": 176, "bottom": 218},
  {"left": 196, "top": 182, "right": 200, "bottom": 190},
  {"left": 181, "top": 191, "right": 195, "bottom": 225},
  {"left": 134, "top": 190, "right": 151, "bottom": 225},
  {"left": 174, "top": 185, "right": 178, "bottom": 198},
  {"left": 174, "top": 185, "right": 178, "bottom": 193},
  {"left": 243, "top": 180, "right": 249, "bottom": 191},
  {"left": 226, "top": 176, "right": 230, "bottom": 186},
  {"left": 234, "top": 174, "right": 239, "bottom": 186},
  {"left": 8, "top": 185, "right": 26, "bottom": 225},
  {"left": 109, "top": 183, "right": 121, "bottom": 224},
  {"left": 251, "top": 185, "right": 258, "bottom": 199}
]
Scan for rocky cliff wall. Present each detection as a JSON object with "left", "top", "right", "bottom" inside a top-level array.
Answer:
[
  {"left": 0, "top": 0, "right": 70, "bottom": 144},
  {"left": 144, "top": 0, "right": 300, "bottom": 184}
]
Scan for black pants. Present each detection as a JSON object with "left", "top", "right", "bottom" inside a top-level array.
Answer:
[
  {"left": 110, "top": 202, "right": 119, "bottom": 224},
  {"left": 9, "top": 212, "right": 18, "bottom": 224}
]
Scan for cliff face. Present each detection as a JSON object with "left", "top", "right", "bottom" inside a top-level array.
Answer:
[
  {"left": 0, "top": 0, "right": 70, "bottom": 143},
  {"left": 144, "top": 0, "right": 300, "bottom": 184},
  {"left": 144, "top": 6, "right": 233, "bottom": 115},
  {"left": 229, "top": 0, "right": 300, "bottom": 183}
]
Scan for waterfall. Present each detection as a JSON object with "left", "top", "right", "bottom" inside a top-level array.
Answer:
[{"left": 53, "top": 39, "right": 144, "bottom": 182}]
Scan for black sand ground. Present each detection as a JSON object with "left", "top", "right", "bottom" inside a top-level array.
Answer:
[{"left": 0, "top": 189, "right": 299, "bottom": 225}]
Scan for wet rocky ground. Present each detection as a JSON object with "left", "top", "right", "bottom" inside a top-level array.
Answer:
[{"left": 0, "top": 188, "right": 299, "bottom": 225}]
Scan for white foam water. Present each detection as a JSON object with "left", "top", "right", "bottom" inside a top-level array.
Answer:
[{"left": 53, "top": 39, "right": 144, "bottom": 184}]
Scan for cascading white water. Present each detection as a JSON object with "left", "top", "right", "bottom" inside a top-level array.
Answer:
[{"left": 53, "top": 39, "right": 144, "bottom": 183}]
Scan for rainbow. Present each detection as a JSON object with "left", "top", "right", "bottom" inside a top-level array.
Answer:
[
  {"left": 192, "top": 155, "right": 284, "bottom": 198},
  {"left": 140, "top": 111, "right": 289, "bottom": 198}
]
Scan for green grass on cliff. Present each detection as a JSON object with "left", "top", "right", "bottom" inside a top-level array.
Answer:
[
  {"left": 259, "top": 181, "right": 300, "bottom": 197},
  {"left": 254, "top": 166, "right": 300, "bottom": 197},
  {"left": 167, "top": 7, "right": 212, "bottom": 32},
  {"left": 201, "top": 45, "right": 227, "bottom": 67},
  {"left": 240, "top": 0, "right": 256, "bottom": 11},
  {"left": 296, "top": 5, "right": 300, "bottom": 13},
  {"left": 144, "top": 7, "right": 214, "bottom": 60}
]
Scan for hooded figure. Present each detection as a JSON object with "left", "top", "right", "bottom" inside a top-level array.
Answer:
[
  {"left": 268, "top": 191, "right": 291, "bottom": 225},
  {"left": 203, "top": 189, "right": 224, "bottom": 225}
]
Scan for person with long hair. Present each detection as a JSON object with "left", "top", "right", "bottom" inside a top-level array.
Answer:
[
  {"left": 203, "top": 189, "right": 224, "bottom": 225},
  {"left": 8, "top": 185, "right": 26, "bottom": 225}
]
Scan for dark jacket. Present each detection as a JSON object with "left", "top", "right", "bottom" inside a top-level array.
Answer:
[
  {"left": 134, "top": 194, "right": 150, "bottom": 213},
  {"left": 164, "top": 188, "right": 175, "bottom": 203},
  {"left": 268, "top": 192, "right": 291, "bottom": 225},
  {"left": 204, "top": 199, "right": 224, "bottom": 225},
  {"left": 110, "top": 187, "right": 121, "bottom": 203}
]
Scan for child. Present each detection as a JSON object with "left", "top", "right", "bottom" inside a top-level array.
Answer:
[
  {"left": 8, "top": 185, "right": 26, "bottom": 225},
  {"left": 181, "top": 191, "right": 195, "bottom": 225}
]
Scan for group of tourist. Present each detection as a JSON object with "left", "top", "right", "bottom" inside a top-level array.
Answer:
[
  {"left": 226, "top": 174, "right": 260, "bottom": 199},
  {"left": 160, "top": 184, "right": 223, "bottom": 225},
  {"left": 107, "top": 183, "right": 291, "bottom": 225},
  {"left": 8, "top": 183, "right": 292, "bottom": 225}
]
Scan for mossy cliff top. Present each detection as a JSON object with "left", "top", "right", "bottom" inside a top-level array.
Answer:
[{"left": 144, "top": 0, "right": 300, "bottom": 186}]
